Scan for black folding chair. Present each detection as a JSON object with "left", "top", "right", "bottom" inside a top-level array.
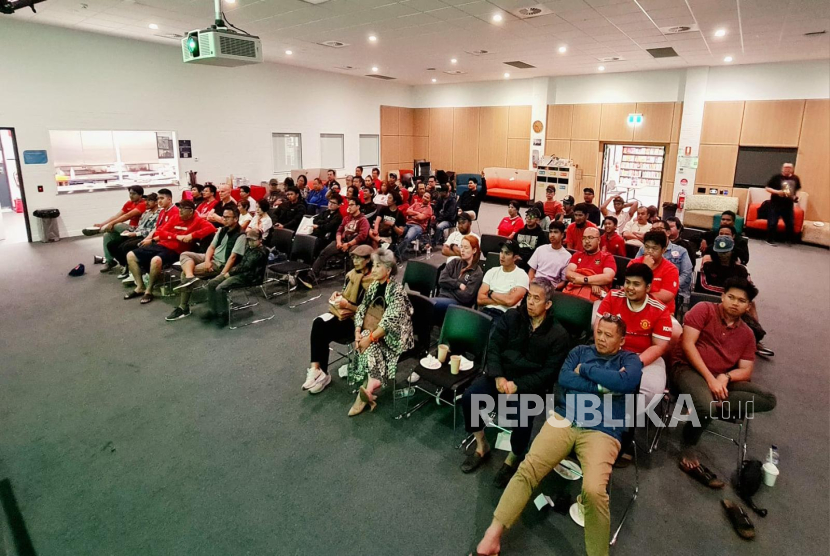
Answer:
[
  {"left": 267, "top": 234, "right": 323, "bottom": 308},
  {"left": 551, "top": 292, "right": 595, "bottom": 346},
  {"left": 226, "top": 263, "right": 276, "bottom": 330},
  {"left": 402, "top": 260, "right": 440, "bottom": 297},
  {"left": 482, "top": 251, "right": 500, "bottom": 274},
  {"left": 625, "top": 243, "right": 641, "bottom": 259},
  {"left": 613, "top": 255, "right": 632, "bottom": 288},
  {"left": 480, "top": 234, "right": 503, "bottom": 256}
]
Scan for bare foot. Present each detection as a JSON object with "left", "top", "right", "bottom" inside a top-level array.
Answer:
[{"left": 679, "top": 456, "right": 700, "bottom": 471}]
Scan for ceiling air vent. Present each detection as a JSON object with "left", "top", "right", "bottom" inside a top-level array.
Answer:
[
  {"left": 335, "top": 65, "right": 355, "bottom": 70},
  {"left": 597, "top": 56, "right": 624, "bottom": 62},
  {"left": 509, "top": 5, "right": 552, "bottom": 19},
  {"left": 426, "top": 67, "right": 437, "bottom": 71},
  {"left": 658, "top": 24, "right": 699, "bottom": 35},
  {"left": 804, "top": 30, "right": 827, "bottom": 37},
  {"left": 504, "top": 60, "right": 536, "bottom": 69},
  {"left": 318, "top": 40, "right": 349, "bottom": 48},
  {"left": 647, "top": 47, "right": 679, "bottom": 58},
  {"left": 443, "top": 70, "right": 467, "bottom": 75},
  {"left": 365, "top": 74, "right": 396, "bottom": 80},
  {"left": 465, "top": 49, "right": 490, "bottom": 56},
  {"left": 155, "top": 33, "right": 184, "bottom": 40}
]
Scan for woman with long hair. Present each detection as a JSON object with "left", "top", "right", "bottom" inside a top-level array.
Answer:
[{"left": 432, "top": 235, "right": 484, "bottom": 320}]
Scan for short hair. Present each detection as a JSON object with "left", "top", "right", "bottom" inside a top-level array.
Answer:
[
  {"left": 388, "top": 191, "right": 403, "bottom": 206},
  {"left": 372, "top": 247, "right": 398, "bottom": 276},
  {"left": 612, "top": 196, "right": 624, "bottom": 203},
  {"left": 440, "top": 184, "right": 450, "bottom": 193},
  {"left": 599, "top": 314, "right": 626, "bottom": 336},
  {"left": 204, "top": 184, "right": 217, "bottom": 194},
  {"left": 356, "top": 166, "right": 364, "bottom": 172},
  {"left": 286, "top": 185, "right": 300, "bottom": 196},
  {"left": 529, "top": 278, "right": 554, "bottom": 303},
  {"left": 573, "top": 202, "right": 590, "bottom": 215},
  {"left": 256, "top": 198, "right": 270, "bottom": 212},
  {"left": 625, "top": 262, "right": 654, "bottom": 284},
  {"left": 603, "top": 216, "right": 618, "bottom": 226},
  {"left": 583, "top": 187, "right": 595, "bottom": 195},
  {"left": 643, "top": 230, "right": 668, "bottom": 248},
  {"left": 549, "top": 221, "right": 566, "bottom": 233},
  {"left": 371, "top": 167, "right": 379, "bottom": 174},
  {"left": 348, "top": 197, "right": 362, "bottom": 208},
  {"left": 723, "top": 277, "right": 758, "bottom": 301},
  {"left": 468, "top": 177, "right": 477, "bottom": 184},
  {"left": 239, "top": 185, "right": 250, "bottom": 194},
  {"left": 718, "top": 224, "right": 737, "bottom": 237},
  {"left": 146, "top": 192, "right": 158, "bottom": 202},
  {"left": 389, "top": 172, "right": 397, "bottom": 179},
  {"left": 283, "top": 177, "right": 295, "bottom": 188},
  {"left": 666, "top": 216, "right": 683, "bottom": 231},
  {"left": 327, "top": 169, "right": 336, "bottom": 175},
  {"left": 353, "top": 176, "right": 366, "bottom": 188},
  {"left": 329, "top": 192, "right": 343, "bottom": 205},
  {"left": 721, "top": 210, "right": 737, "bottom": 221},
  {"left": 128, "top": 186, "right": 144, "bottom": 196},
  {"left": 191, "top": 184, "right": 204, "bottom": 192},
  {"left": 223, "top": 205, "right": 240, "bottom": 219},
  {"left": 157, "top": 188, "right": 172, "bottom": 198}
]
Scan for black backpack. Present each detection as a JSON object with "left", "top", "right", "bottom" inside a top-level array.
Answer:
[{"left": 738, "top": 459, "right": 768, "bottom": 517}]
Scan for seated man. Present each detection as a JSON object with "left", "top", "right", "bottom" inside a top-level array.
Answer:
[
  {"left": 515, "top": 207, "right": 548, "bottom": 269},
  {"left": 597, "top": 264, "right": 672, "bottom": 414},
  {"left": 433, "top": 184, "right": 458, "bottom": 244},
  {"left": 599, "top": 216, "right": 626, "bottom": 257},
  {"left": 167, "top": 206, "right": 245, "bottom": 321},
  {"left": 370, "top": 191, "right": 406, "bottom": 249},
  {"left": 118, "top": 188, "right": 179, "bottom": 281},
  {"left": 86, "top": 185, "right": 146, "bottom": 272},
  {"left": 271, "top": 186, "right": 307, "bottom": 232},
  {"left": 311, "top": 198, "right": 370, "bottom": 278},
  {"left": 205, "top": 183, "right": 238, "bottom": 228},
  {"left": 441, "top": 212, "right": 479, "bottom": 258},
  {"left": 635, "top": 222, "right": 692, "bottom": 303},
  {"left": 196, "top": 184, "right": 219, "bottom": 219},
  {"left": 527, "top": 221, "right": 570, "bottom": 289},
  {"left": 674, "top": 277, "right": 776, "bottom": 487},
  {"left": 601, "top": 195, "right": 638, "bottom": 231},
  {"left": 306, "top": 178, "right": 329, "bottom": 214},
  {"left": 238, "top": 185, "right": 256, "bottom": 215},
  {"left": 665, "top": 216, "right": 697, "bottom": 268},
  {"left": 201, "top": 227, "right": 269, "bottom": 325},
  {"left": 622, "top": 206, "right": 652, "bottom": 247},
  {"left": 542, "top": 186, "right": 563, "bottom": 222},
  {"left": 397, "top": 191, "right": 433, "bottom": 261},
  {"left": 477, "top": 240, "right": 529, "bottom": 321},
  {"left": 457, "top": 178, "right": 483, "bottom": 220},
  {"left": 557, "top": 195, "right": 575, "bottom": 226},
  {"left": 581, "top": 187, "right": 602, "bottom": 226},
  {"left": 311, "top": 193, "right": 343, "bottom": 257},
  {"left": 563, "top": 227, "right": 616, "bottom": 302},
  {"left": 461, "top": 279, "right": 570, "bottom": 487},
  {"left": 629, "top": 230, "right": 680, "bottom": 314},
  {"left": 124, "top": 200, "right": 214, "bottom": 305},
  {"left": 112, "top": 192, "right": 160, "bottom": 275},
  {"left": 564, "top": 203, "right": 597, "bottom": 252},
  {"left": 701, "top": 223, "right": 748, "bottom": 266},
  {"left": 472, "top": 316, "right": 642, "bottom": 556},
  {"left": 700, "top": 210, "right": 749, "bottom": 264}
]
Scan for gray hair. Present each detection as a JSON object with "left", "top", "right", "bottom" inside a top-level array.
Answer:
[
  {"left": 529, "top": 278, "right": 554, "bottom": 303},
  {"left": 371, "top": 247, "right": 398, "bottom": 276}
]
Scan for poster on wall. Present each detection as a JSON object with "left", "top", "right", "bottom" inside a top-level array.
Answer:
[
  {"left": 178, "top": 140, "right": 192, "bottom": 159},
  {"left": 156, "top": 133, "right": 174, "bottom": 159}
]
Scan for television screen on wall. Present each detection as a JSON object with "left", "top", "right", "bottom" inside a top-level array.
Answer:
[{"left": 734, "top": 146, "right": 798, "bottom": 188}]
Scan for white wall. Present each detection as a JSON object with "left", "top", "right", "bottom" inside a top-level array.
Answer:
[
  {"left": 705, "top": 60, "right": 830, "bottom": 101},
  {"left": 410, "top": 78, "right": 537, "bottom": 108},
  {"left": 0, "top": 19, "right": 412, "bottom": 240},
  {"left": 549, "top": 69, "right": 687, "bottom": 105}
]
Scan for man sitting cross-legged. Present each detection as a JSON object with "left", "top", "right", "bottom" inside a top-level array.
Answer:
[
  {"left": 166, "top": 205, "right": 245, "bottom": 321},
  {"left": 112, "top": 192, "right": 160, "bottom": 277},
  {"left": 124, "top": 199, "right": 214, "bottom": 305},
  {"left": 460, "top": 279, "right": 570, "bottom": 488},
  {"left": 86, "top": 186, "right": 146, "bottom": 272},
  {"left": 476, "top": 239, "right": 529, "bottom": 323},
  {"left": 471, "top": 315, "right": 642, "bottom": 556},
  {"left": 527, "top": 221, "right": 570, "bottom": 289},
  {"left": 311, "top": 197, "right": 370, "bottom": 278},
  {"left": 674, "top": 277, "right": 776, "bottom": 488}
]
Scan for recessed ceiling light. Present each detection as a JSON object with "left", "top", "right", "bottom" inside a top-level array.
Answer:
[
  {"left": 368, "top": 35, "right": 377, "bottom": 42},
  {"left": 148, "top": 23, "right": 158, "bottom": 29},
  {"left": 285, "top": 50, "right": 293, "bottom": 55},
  {"left": 371, "top": 66, "right": 379, "bottom": 72},
  {"left": 724, "top": 55, "right": 733, "bottom": 62},
  {"left": 432, "top": 78, "right": 437, "bottom": 83},
  {"left": 558, "top": 46, "right": 567, "bottom": 53},
  {"left": 492, "top": 13, "right": 503, "bottom": 22},
  {"left": 598, "top": 65, "right": 605, "bottom": 71},
  {"left": 226, "top": 0, "right": 236, "bottom": 3},
  {"left": 714, "top": 28, "right": 726, "bottom": 37},
  {"left": 503, "top": 72, "right": 510, "bottom": 78},
  {"left": 450, "top": 58, "right": 457, "bottom": 64}
]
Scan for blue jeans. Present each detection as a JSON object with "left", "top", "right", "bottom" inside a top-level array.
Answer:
[
  {"left": 433, "top": 220, "right": 454, "bottom": 244},
  {"left": 431, "top": 295, "right": 459, "bottom": 323},
  {"left": 397, "top": 224, "right": 423, "bottom": 260}
]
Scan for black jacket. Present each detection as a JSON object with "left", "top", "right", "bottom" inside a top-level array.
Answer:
[
  {"left": 435, "top": 193, "right": 458, "bottom": 223},
  {"left": 485, "top": 307, "right": 570, "bottom": 394},
  {"left": 313, "top": 209, "right": 342, "bottom": 242},
  {"left": 458, "top": 190, "right": 482, "bottom": 214},
  {"left": 271, "top": 200, "right": 307, "bottom": 231}
]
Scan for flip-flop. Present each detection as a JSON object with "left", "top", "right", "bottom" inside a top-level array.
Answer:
[
  {"left": 140, "top": 294, "right": 154, "bottom": 305},
  {"left": 722, "top": 499, "right": 755, "bottom": 540},
  {"left": 124, "top": 291, "right": 143, "bottom": 300},
  {"left": 680, "top": 461, "right": 725, "bottom": 489}
]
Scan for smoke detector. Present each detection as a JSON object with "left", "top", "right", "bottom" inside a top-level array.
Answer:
[
  {"left": 509, "top": 5, "right": 552, "bottom": 19},
  {"left": 659, "top": 24, "right": 699, "bottom": 34},
  {"left": 318, "top": 40, "right": 349, "bottom": 48}
]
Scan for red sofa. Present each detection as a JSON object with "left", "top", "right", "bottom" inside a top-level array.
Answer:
[
  {"left": 743, "top": 187, "right": 808, "bottom": 234},
  {"left": 482, "top": 167, "right": 534, "bottom": 202}
]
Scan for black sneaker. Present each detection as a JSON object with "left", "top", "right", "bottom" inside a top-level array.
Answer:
[
  {"left": 460, "top": 450, "right": 490, "bottom": 474},
  {"left": 165, "top": 306, "right": 191, "bottom": 321},
  {"left": 493, "top": 462, "right": 518, "bottom": 489}
]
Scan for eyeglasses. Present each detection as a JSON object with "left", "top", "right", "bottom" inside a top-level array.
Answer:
[{"left": 601, "top": 312, "right": 623, "bottom": 323}]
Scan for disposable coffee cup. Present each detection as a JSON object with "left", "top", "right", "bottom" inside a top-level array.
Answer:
[
  {"left": 437, "top": 344, "right": 449, "bottom": 363},
  {"left": 450, "top": 355, "right": 461, "bottom": 375},
  {"left": 762, "top": 462, "right": 779, "bottom": 487}
]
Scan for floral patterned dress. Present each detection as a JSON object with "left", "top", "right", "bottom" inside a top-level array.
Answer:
[{"left": 350, "top": 279, "right": 414, "bottom": 386}]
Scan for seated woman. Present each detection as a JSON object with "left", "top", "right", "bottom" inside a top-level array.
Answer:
[
  {"left": 302, "top": 245, "right": 375, "bottom": 394},
  {"left": 496, "top": 201, "right": 524, "bottom": 238},
  {"left": 369, "top": 191, "right": 405, "bottom": 249},
  {"left": 249, "top": 199, "right": 273, "bottom": 240},
  {"left": 432, "top": 235, "right": 483, "bottom": 321},
  {"left": 296, "top": 174, "right": 309, "bottom": 200},
  {"left": 349, "top": 248, "right": 414, "bottom": 416}
]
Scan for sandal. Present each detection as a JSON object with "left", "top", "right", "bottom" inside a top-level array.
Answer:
[
  {"left": 140, "top": 294, "right": 154, "bottom": 305},
  {"left": 722, "top": 499, "right": 755, "bottom": 540},
  {"left": 680, "top": 461, "right": 725, "bottom": 489},
  {"left": 123, "top": 291, "right": 143, "bottom": 300}
]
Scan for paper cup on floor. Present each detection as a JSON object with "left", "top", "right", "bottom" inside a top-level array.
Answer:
[
  {"left": 762, "top": 462, "right": 779, "bottom": 487},
  {"left": 450, "top": 355, "right": 461, "bottom": 375},
  {"left": 569, "top": 495, "right": 585, "bottom": 527},
  {"left": 437, "top": 344, "right": 449, "bottom": 363}
]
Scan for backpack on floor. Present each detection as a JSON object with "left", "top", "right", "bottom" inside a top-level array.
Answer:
[{"left": 738, "top": 459, "right": 767, "bottom": 517}]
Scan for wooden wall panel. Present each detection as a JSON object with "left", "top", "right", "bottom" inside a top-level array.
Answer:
[
  {"left": 507, "top": 139, "right": 530, "bottom": 169},
  {"left": 671, "top": 102, "right": 683, "bottom": 143},
  {"left": 429, "top": 107, "right": 454, "bottom": 170},
  {"left": 571, "top": 104, "right": 601, "bottom": 140},
  {"left": 381, "top": 163, "right": 399, "bottom": 181},
  {"left": 399, "top": 108, "right": 414, "bottom": 136},
  {"left": 796, "top": 99, "right": 830, "bottom": 222},
  {"left": 413, "top": 108, "right": 430, "bottom": 137},
  {"left": 545, "top": 139, "right": 570, "bottom": 159},
  {"left": 600, "top": 103, "right": 636, "bottom": 142},
  {"left": 700, "top": 101, "right": 744, "bottom": 145},
  {"left": 732, "top": 187, "right": 749, "bottom": 217},
  {"left": 452, "top": 107, "right": 481, "bottom": 174},
  {"left": 740, "top": 100, "right": 805, "bottom": 147},
  {"left": 479, "top": 106, "right": 509, "bottom": 169},
  {"left": 664, "top": 143, "right": 678, "bottom": 181},
  {"left": 634, "top": 102, "right": 674, "bottom": 143},
  {"left": 696, "top": 144, "right": 738, "bottom": 186},
  {"left": 413, "top": 136, "right": 429, "bottom": 160},
  {"left": 661, "top": 182, "right": 674, "bottom": 208},
  {"left": 508, "top": 105, "right": 532, "bottom": 139},
  {"left": 547, "top": 104, "right": 573, "bottom": 140},
  {"left": 570, "top": 140, "right": 600, "bottom": 176},
  {"left": 580, "top": 174, "right": 597, "bottom": 191},
  {"left": 399, "top": 135, "right": 414, "bottom": 166},
  {"left": 381, "top": 135, "right": 400, "bottom": 165},
  {"left": 381, "top": 105, "right": 399, "bottom": 136}
]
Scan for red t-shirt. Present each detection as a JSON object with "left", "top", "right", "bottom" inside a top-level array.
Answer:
[
  {"left": 677, "top": 302, "right": 756, "bottom": 376},
  {"left": 196, "top": 199, "right": 219, "bottom": 218},
  {"left": 600, "top": 232, "right": 626, "bottom": 257},
  {"left": 122, "top": 200, "right": 147, "bottom": 227},
  {"left": 569, "top": 249, "right": 616, "bottom": 278},
  {"left": 629, "top": 256, "right": 680, "bottom": 314},
  {"left": 543, "top": 200, "right": 563, "bottom": 220},
  {"left": 598, "top": 290, "right": 672, "bottom": 355},
  {"left": 565, "top": 221, "right": 598, "bottom": 251},
  {"left": 497, "top": 216, "right": 524, "bottom": 237}
]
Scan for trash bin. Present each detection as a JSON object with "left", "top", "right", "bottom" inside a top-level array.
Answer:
[
  {"left": 33, "top": 208, "right": 61, "bottom": 243},
  {"left": 661, "top": 202, "right": 678, "bottom": 220}
]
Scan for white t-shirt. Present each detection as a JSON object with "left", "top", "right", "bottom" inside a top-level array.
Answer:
[
  {"left": 527, "top": 245, "right": 570, "bottom": 286},
  {"left": 239, "top": 212, "right": 253, "bottom": 228},
  {"left": 623, "top": 219, "right": 652, "bottom": 245},
  {"left": 611, "top": 209, "right": 633, "bottom": 231},
  {"left": 445, "top": 230, "right": 481, "bottom": 250},
  {"left": 250, "top": 213, "right": 273, "bottom": 239},
  {"left": 482, "top": 265, "right": 530, "bottom": 312}
]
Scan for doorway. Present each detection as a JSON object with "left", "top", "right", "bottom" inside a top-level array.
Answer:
[
  {"left": 600, "top": 143, "right": 665, "bottom": 210},
  {"left": 0, "top": 128, "right": 31, "bottom": 243}
]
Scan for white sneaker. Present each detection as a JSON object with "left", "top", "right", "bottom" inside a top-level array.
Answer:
[
  {"left": 408, "top": 372, "right": 420, "bottom": 384},
  {"left": 122, "top": 275, "right": 136, "bottom": 285},
  {"left": 302, "top": 368, "right": 322, "bottom": 390},
  {"left": 308, "top": 372, "right": 332, "bottom": 394}
]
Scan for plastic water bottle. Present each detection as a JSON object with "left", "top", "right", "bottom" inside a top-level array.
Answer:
[
  {"left": 767, "top": 445, "right": 779, "bottom": 466},
  {"left": 425, "top": 243, "right": 432, "bottom": 259}
]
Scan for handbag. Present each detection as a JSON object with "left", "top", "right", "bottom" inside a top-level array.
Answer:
[
  {"left": 362, "top": 297, "right": 386, "bottom": 333},
  {"left": 738, "top": 459, "right": 768, "bottom": 517}
]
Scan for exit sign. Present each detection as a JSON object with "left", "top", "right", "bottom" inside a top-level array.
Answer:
[{"left": 627, "top": 113, "right": 643, "bottom": 125}]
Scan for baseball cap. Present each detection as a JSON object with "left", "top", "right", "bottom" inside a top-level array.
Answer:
[
  {"left": 562, "top": 195, "right": 575, "bottom": 206},
  {"left": 499, "top": 239, "right": 520, "bottom": 254},
  {"left": 712, "top": 235, "right": 735, "bottom": 253},
  {"left": 351, "top": 244, "right": 374, "bottom": 257},
  {"left": 457, "top": 212, "right": 471, "bottom": 223},
  {"left": 526, "top": 207, "right": 541, "bottom": 219},
  {"left": 68, "top": 263, "right": 85, "bottom": 277}
]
